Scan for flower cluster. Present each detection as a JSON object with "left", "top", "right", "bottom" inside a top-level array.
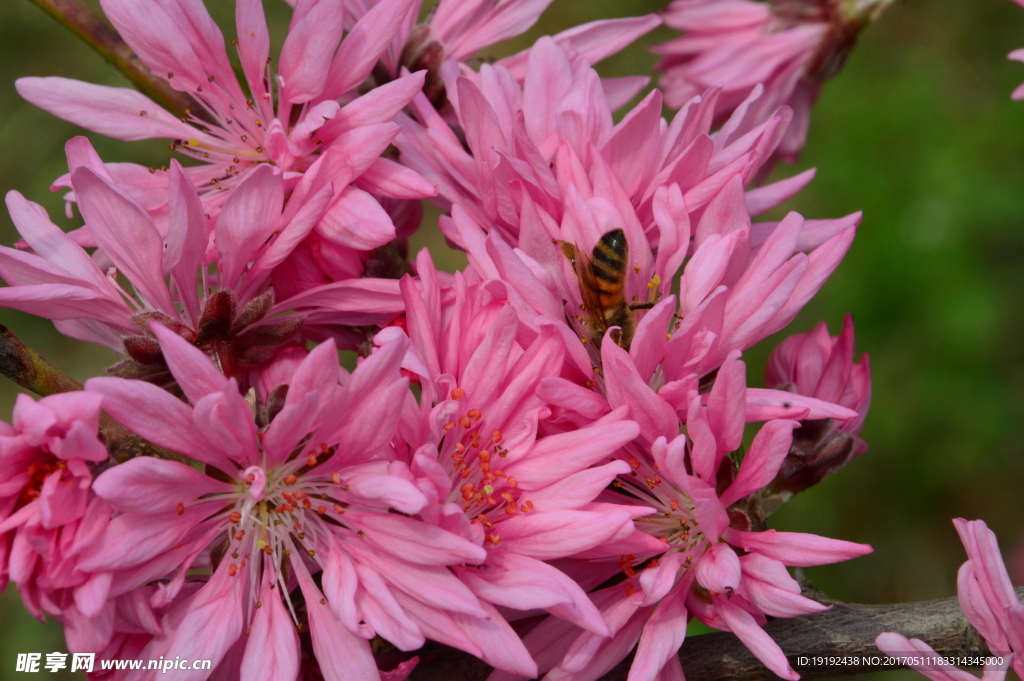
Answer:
[{"left": 6, "top": 0, "right": 1010, "bottom": 681}]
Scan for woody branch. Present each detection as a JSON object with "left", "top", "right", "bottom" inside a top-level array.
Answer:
[{"left": 408, "top": 587, "right": 1024, "bottom": 681}]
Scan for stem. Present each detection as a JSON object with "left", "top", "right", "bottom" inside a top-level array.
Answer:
[
  {"left": 406, "top": 587, "right": 1024, "bottom": 681},
  {"left": 0, "top": 324, "right": 184, "bottom": 463},
  {"left": 26, "top": 0, "right": 198, "bottom": 118}
]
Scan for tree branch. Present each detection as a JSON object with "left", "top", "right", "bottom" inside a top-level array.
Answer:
[
  {"left": 0, "top": 324, "right": 182, "bottom": 463},
  {"left": 25, "top": 0, "right": 198, "bottom": 118},
  {"left": 407, "top": 587, "right": 1024, "bottom": 681}
]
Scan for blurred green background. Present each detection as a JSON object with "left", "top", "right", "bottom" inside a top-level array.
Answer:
[{"left": 2, "top": 0, "right": 1023, "bottom": 678}]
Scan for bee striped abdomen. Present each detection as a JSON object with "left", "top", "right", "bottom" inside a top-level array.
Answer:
[{"left": 590, "top": 229, "right": 628, "bottom": 307}]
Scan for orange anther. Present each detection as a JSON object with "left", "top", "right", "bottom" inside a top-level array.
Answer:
[
  {"left": 302, "top": 499, "right": 312, "bottom": 509},
  {"left": 478, "top": 450, "right": 491, "bottom": 463},
  {"left": 317, "top": 506, "right": 327, "bottom": 514},
  {"left": 176, "top": 503, "right": 185, "bottom": 515},
  {"left": 331, "top": 471, "right": 342, "bottom": 485},
  {"left": 284, "top": 475, "right": 298, "bottom": 485},
  {"left": 454, "top": 442, "right": 466, "bottom": 455},
  {"left": 461, "top": 468, "right": 471, "bottom": 479},
  {"left": 307, "top": 456, "right": 318, "bottom": 466},
  {"left": 443, "top": 421, "right": 456, "bottom": 431},
  {"left": 333, "top": 504, "right": 345, "bottom": 514},
  {"left": 504, "top": 503, "right": 517, "bottom": 515},
  {"left": 485, "top": 534, "right": 502, "bottom": 545},
  {"left": 235, "top": 530, "right": 245, "bottom": 541},
  {"left": 245, "top": 474, "right": 255, "bottom": 485},
  {"left": 624, "top": 584, "right": 635, "bottom": 596},
  {"left": 491, "top": 430, "right": 502, "bottom": 443},
  {"left": 451, "top": 388, "right": 466, "bottom": 399},
  {"left": 294, "top": 492, "right": 307, "bottom": 500},
  {"left": 293, "top": 522, "right": 301, "bottom": 531},
  {"left": 467, "top": 409, "right": 481, "bottom": 420},
  {"left": 460, "top": 483, "right": 476, "bottom": 501},
  {"left": 228, "top": 564, "right": 239, "bottom": 576},
  {"left": 521, "top": 501, "right": 534, "bottom": 512},
  {"left": 459, "top": 416, "right": 472, "bottom": 428},
  {"left": 669, "top": 500, "right": 679, "bottom": 511},
  {"left": 507, "top": 477, "right": 518, "bottom": 488},
  {"left": 229, "top": 512, "right": 242, "bottom": 524},
  {"left": 628, "top": 456, "right": 640, "bottom": 469}
]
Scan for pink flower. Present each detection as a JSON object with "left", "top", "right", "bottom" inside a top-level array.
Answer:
[
  {"left": 876, "top": 519, "right": 1023, "bottom": 681},
  {"left": 398, "top": 36, "right": 844, "bottom": 247},
  {"left": 346, "top": 0, "right": 658, "bottom": 105},
  {"left": 16, "top": 0, "right": 433, "bottom": 223},
  {"left": 0, "top": 138, "right": 404, "bottom": 385},
  {"left": 80, "top": 325, "right": 501, "bottom": 679},
  {"left": 373, "top": 252, "right": 664, "bottom": 677},
  {"left": 497, "top": 353, "right": 871, "bottom": 681},
  {"left": 0, "top": 391, "right": 127, "bottom": 651},
  {"left": 764, "top": 314, "right": 871, "bottom": 496},
  {"left": 652, "top": 0, "right": 868, "bottom": 160}
]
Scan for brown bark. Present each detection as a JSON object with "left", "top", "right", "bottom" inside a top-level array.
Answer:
[{"left": 408, "top": 587, "right": 1024, "bottom": 681}]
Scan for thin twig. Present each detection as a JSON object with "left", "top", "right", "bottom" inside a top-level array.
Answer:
[
  {"left": 26, "top": 0, "right": 198, "bottom": 118},
  {"left": 407, "top": 587, "right": 1024, "bottom": 681}
]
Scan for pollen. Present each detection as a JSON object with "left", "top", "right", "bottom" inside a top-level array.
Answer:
[
  {"left": 229, "top": 512, "right": 242, "bottom": 524},
  {"left": 624, "top": 584, "right": 636, "bottom": 596},
  {"left": 284, "top": 475, "right": 297, "bottom": 485},
  {"left": 467, "top": 409, "right": 481, "bottom": 420},
  {"left": 176, "top": 503, "right": 185, "bottom": 515},
  {"left": 459, "top": 416, "right": 472, "bottom": 428},
  {"left": 451, "top": 388, "right": 466, "bottom": 399}
]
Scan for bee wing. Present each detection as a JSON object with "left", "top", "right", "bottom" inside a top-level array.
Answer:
[{"left": 574, "top": 247, "right": 609, "bottom": 334}]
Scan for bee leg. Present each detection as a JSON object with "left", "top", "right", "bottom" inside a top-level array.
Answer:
[{"left": 628, "top": 302, "right": 656, "bottom": 311}]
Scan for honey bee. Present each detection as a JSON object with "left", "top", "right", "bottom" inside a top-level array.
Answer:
[{"left": 559, "top": 228, "right": 654, "bottom": 350}]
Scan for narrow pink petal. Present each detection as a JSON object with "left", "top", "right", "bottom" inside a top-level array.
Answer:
[
  {"left": 875, "top": 634, "right": 979, "bottom": 681},
  {"left": 629, "top": 583, "right": 689, "bottom": 681},
  {"left": 725, "top": 528, "right": 872, "bottom": 567},
  {"left": 717, "top": 596, "right": 799, "bottom": 680},
  {"left": 240, "top": 581, "right": 300, "bottom": 681},
  {"left": 349, "top": 511, "right": 487, "bottom": 565},
  {"left": 93, "top": 456, "right": 230, "bottom": 514},
  {"left": 235, "top": 0, "right": 271, "bottom": 105},
  {"left": 497, "top": 509, "right": 637, "bottom": 560},
  {"left": 4, "top": 190, "right": 110, "bottom": 291},
  {"left": 166, "top": 160, "right": 206, "bottom": 323},
  {"left": 150, "top": 323, "right": 229, "bottom": 404},
  {"left": 279, "top": 0, "right": 345, "bottom": 103},
  {"left": 707, "top": 350, "right": 747, "bottom": 454},
  {"left": 695, "top": 542, "right": 742, "bottom": 593},
  {"left": 503, "top": 419, "right": 639, "bottom": 490},
  {"left": 744, "top": 388, "right": 858, "bottom": 421},
  {"left": 294, "top": 559, "right": 380, "bottom": 681},
  {"left": 449, "top": 600, "right": 538, "bottom": 678},
  {"left": 16, "top": 77, "right": 199, "bottom": 141},
  {"left": 520, "top": 461, "right": 631, "bottom": 513},
  {"left": 720, "top": 419, "right": 799, "bottom": 507},
  {"left": 84, "top": 377, "right": 216, "bottom": 464},
  {"left": 214, "top": 164, "right": 283, "bottom": 288},
  {"left": 317, "top": 186, "right": 396, "bottom": 251},
  {"left": 355, "top": 157, "right": 437, "bottom": 199},
  {"left": 162, "top": 562, "right": 246, "bottom": 680},
  {"left": 323, "top": 0, "right": 418, "bottom": 98},
  {"left": 71, "top": 167, "right": 175, "bottom": 313},
  {"left": 354, "top": 564, "right": 425, "bottom": 650}
]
